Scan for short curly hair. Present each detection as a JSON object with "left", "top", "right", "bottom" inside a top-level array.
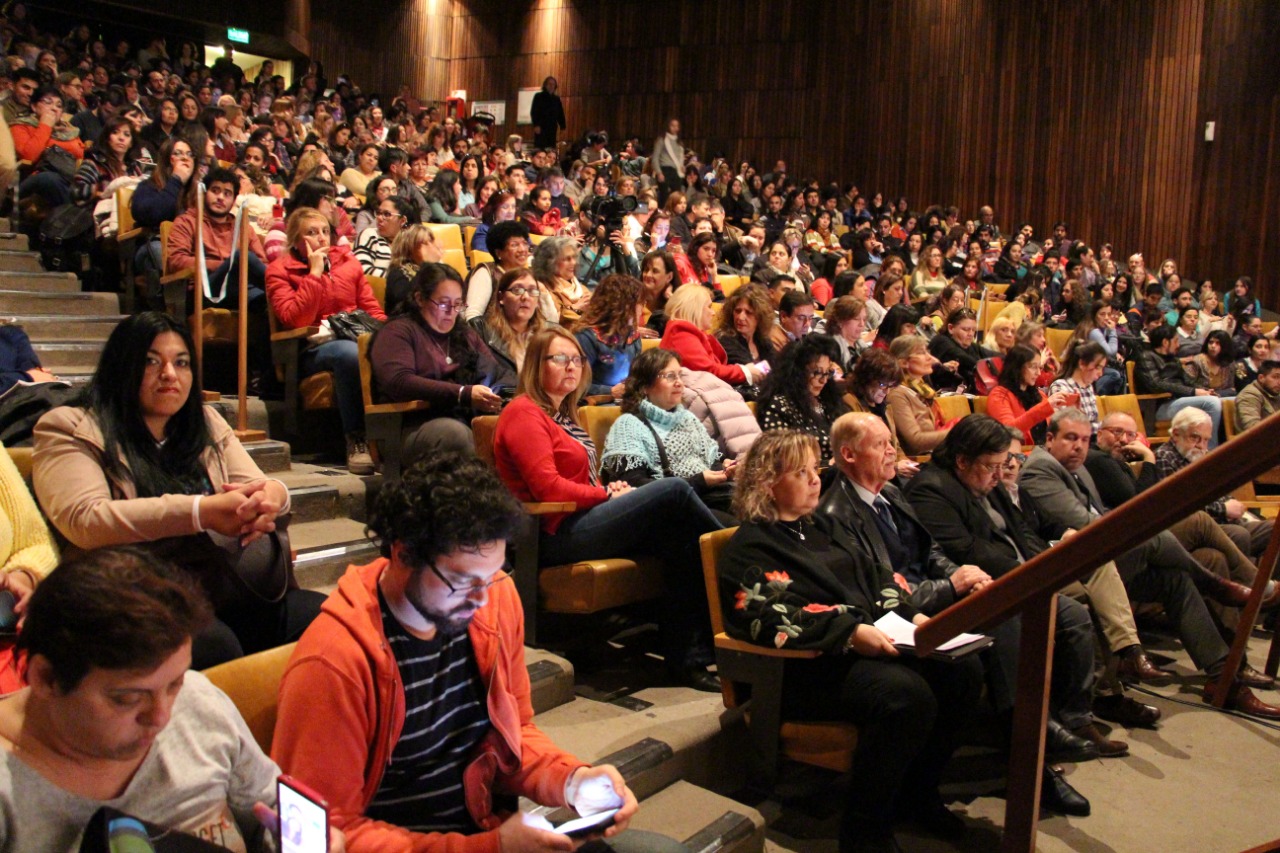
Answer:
[
  {"left": 732, "top": 430, "right": 820, "bottom": 523},
  {"left": 366, "top": 453, "right": 525, "bottom": 568}
]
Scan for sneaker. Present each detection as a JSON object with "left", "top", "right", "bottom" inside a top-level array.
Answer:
[{"left": 345, "top": 434, "right": 375, "bottom": 475}]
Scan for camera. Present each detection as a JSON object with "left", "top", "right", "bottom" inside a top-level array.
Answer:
[{"left": 585, "top": 195, "right": 637, "bottom": 236}]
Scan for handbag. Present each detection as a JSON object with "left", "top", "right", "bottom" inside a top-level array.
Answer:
[
  {"left": 326, "top": 309, "right": 384, "bottom": 341},
  {"left": 36, "top": 145, "right": 78, "bottom": 180}
]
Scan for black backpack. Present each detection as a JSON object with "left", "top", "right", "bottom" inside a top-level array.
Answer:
[{"left": 37, "top": 203, "right": 95, "bottom": 275}]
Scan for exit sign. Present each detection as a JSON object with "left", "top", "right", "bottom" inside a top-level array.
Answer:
[{"left": 227, "top": 27, "right": 249, "bottom": 45}]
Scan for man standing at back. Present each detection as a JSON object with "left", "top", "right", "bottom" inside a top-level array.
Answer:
[{"left": 274, "top": 455, "right": 683, "bottom": 853}]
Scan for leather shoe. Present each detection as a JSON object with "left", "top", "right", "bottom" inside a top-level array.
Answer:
[
  {"left": 1116, "top": 651, "right": 1174, "bottom": 686},
  {"left": 1238, "top": 663, "right": 1277, "bottom": 690},
  {"left": 1068, "top": 722, "right": 1129, "bottom": 757},
  {"left": 677, "top": 666, "right": 722, "bottom": 693},
  {"left": 1215, "top": 683, "right": 1280, "bottom": 720},
  {"left": 1044, "top": 719, "right": 1098, "bottom": 763},
  {"left": 1093, "top": 693, "right": 1161, "bottom": 728},
  {"left": 1040, "top": 765, "right": 1090, "bottom": 817},
  {"left": 1197, "top": 571, "right": 1252, "bottom": 607}
]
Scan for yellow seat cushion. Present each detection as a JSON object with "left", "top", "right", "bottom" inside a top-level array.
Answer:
[{"left": 539, "top": 556, "right": 666, "bottom": 613}]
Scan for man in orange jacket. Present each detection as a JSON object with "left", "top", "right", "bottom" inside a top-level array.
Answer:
[{"left": 273, "top": 455, "right": 683, "bottom": 853}]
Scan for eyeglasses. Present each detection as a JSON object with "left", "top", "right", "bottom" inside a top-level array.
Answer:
[
  {"left": 655, "top": 371, "right": 681, "bottom": 382},
  {"left": 875, "top": 381, "right": 899, "bottom": 390},
  {"left": 375, "top": 210, "right": 403, "bottom": 219},
  {"left": 807, "top": 369, "right": 836, "bottom": 380},
  {"left": 503, "top": 285, "right": 536, "bottom": 298},
  {"left": 970, "top": 454, "right": 1011, "bottom": 474},
  {"left": 428, "top": 562, "right": 512, "bottom": 597},
  {"left": 545, "top": 354, "right": 585, "bottom": 367},
  {"left": 1101, "top": 426, "right": 1138, "bottom": 441},
  {"left": 429, "top": 299, "right": 465, "bottom": 313},
  {"left": 793, "top": 315, "right": 816, "bottom": 326}
]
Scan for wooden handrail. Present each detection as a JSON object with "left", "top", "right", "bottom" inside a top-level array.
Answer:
[{"left": 916, "top": 406, "right": 1280, "bottom": 654}]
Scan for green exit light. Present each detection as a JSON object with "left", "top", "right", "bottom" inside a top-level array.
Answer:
[{"left": 227, "top": 27, "right": 249, "bottom": 45}]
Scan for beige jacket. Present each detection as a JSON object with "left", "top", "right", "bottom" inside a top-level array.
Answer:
[
  {"left": 33, "top": 405, "right": 277, "bottom": 550},
  {"left": 886, "top": 385, "right": 947, "bottom": 456}
]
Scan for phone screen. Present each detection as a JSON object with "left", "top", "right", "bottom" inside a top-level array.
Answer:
[
  {"left": 278, "top": 776, "right": 329, "bottom": 853},
  {"left": 555, "top": 807, "right": 619, "bottom": 838}
]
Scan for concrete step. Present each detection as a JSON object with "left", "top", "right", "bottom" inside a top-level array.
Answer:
[
  {"left": 241, "top": 439, "right": 292, "bottom": 473},
  {"left": 532, "top": 687, "right": 749, "bottom": 805},
  {"left": 0, "top": 231, "right": 28, "bottom": 252},
  {"left": 13, "top": 315, "right": 126, "bottom": 341},
  {"left": 276, "top": 461, "right": 371, "bottom": 522},
  {"left": 0, "top": 271, "right": 79, "bottom": 293},
  {"left": 526, "top": 647, "right": 576, "bottom": 716},
  {"left": 29, "top": 340, "right": 105, "bottom": 368},
  {"left": 628, "top": 782, "right": 764, "bottom": 853},
  {"left": 0, "top": 250, "right": 44, "bottom": 272},
  {"left": 290, "top": 517, "right": 377, "bottom": 593},
  {"left": 208, "top": 395, "right": 272, "bottom": 437},
  {"left": 0, "top": 290, "right": 119, "bottom": 316}
]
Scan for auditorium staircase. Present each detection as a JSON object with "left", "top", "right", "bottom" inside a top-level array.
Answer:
[{"left": 15, "top": 230, "right": 1280, "bottom": 851}]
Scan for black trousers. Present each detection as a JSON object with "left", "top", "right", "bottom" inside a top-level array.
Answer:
[
  {"left": 784, "top": 651, "right": 984, "bottom": 845},
  {"left": 192, "top": 588, "right": 326, "bottom": 669},
  {"left": 986, "top": 594, "right": 1096, "bottom": 729}
]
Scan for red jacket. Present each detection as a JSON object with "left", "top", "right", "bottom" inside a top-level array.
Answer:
[
  {"left": 11, "top": 122, "right": 85, "bottom": 162},
  {"left": 266, "top": 244, "right": 387, "bottom": 329},
  {"left": 987, "top": 385, "right": 1055, "bottom": 444},
  {"left": 272, "top": 559, "right": 585, "bottom": 853},
  {"left": 660, "top": 318, "right": 747, "bottom": 386},
  {"left": 494, "top": 395, "right": 607, "bottom": 534}
]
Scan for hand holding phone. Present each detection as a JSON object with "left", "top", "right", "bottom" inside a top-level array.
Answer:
[{"left": 277, "top": 775, "right": 329, "bottom": 853}]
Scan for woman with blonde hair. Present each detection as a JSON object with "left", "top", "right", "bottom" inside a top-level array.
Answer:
[
  {"left": 660, "top": 284, "right": 764, "bottom": 389},
  {"left": 886, "top": 335, "right": 953, "bottom": 455},
  {"left": 717, "top": 426, "right": 980, "bottom": 852},
  {"left": 493, "top": 327, "right": 723, "bottom": 690},
  {"left": 983, "top": 314, "right": 1018, "bottom": 356},
  {"left": 384, "top": 224, "right": 442, "bottom": 314},
  {"left": 910, "top": 244, "right": 948, "bottom": 300}
]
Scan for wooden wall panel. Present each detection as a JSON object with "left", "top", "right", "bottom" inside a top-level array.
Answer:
[{"left": 306, "top": 0, "right": 1280, "bottom": 305}]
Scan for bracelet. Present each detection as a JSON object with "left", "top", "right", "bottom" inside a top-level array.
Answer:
[
  {"left": 192, "top": 495, "right": 204, "bottom": 533},
  {"left": 11, "top": 568, "right": 38, "bottom": 590}
]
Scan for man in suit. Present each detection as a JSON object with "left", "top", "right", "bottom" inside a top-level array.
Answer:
[
  {"left": 817, "top": 413, "right": 1093, "bottom": 817},
  {"left": 1020, "top": 408, "right": 1280, "bottom": 719}
]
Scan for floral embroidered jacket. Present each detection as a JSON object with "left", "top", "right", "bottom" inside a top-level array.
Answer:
[{"left": 717, "top": 519, "right": 918, "bottom": 654}]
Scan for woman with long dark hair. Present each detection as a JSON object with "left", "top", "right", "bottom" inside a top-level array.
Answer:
[
  {"left": 32, "top": 313, "right": 324, "bottom": 668},
  {"left": 757, "top": 335, "right": 850, "bottom": 462},
  {"left": 426, "top": 168, "right": 479, "bottom": 225},
  {"left": 70, "top": 116, "right": 143, "bottom": 204},
  {"left": 987, "top": 344, "right": 1071, "bottom": 444},
  {"left": 1187, "top": 330, "right": 1238, "bottom": 397}
]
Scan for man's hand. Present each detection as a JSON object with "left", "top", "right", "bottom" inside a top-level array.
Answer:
[
  {"left": 565, "top": 764, "right": 637, "bottom": 838},
  {"left": 848, "top": 624, "right": 898, "bottom": 657},
  {"left": 1224, "top": 498, "right": 1246, "bottom": 521},
  {"left": 895, "top": 458, "right": 920, "bottom": 479},
  {"left": 949, "top": 565, "right": 992, "bottom": 596},
  {"left": 1195, "top": 388, "right": 1214, "bottom": 396},
  {"left": 1120, "top": 441, "right": 1154, "bottom": 463},
  {"left": 498, "top": 812, "right": 574, "bottom": 852}
]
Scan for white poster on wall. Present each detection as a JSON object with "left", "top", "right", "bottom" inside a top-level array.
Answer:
[
  {"left": 472, "top": 100, "right": 506, "bottom": 124},
  {"left": 516, "top": 87, "right": 540, "bottom": 124}
]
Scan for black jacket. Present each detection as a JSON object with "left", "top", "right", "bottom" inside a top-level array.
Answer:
[
  {"left": 717, "top": 519, "right": 918, "bottom": 655},
  {"left": 903, "top": 463, "right": 1048, "bottom": 579},
  {"left": 1082, "top": 447, "right": 1158, "bottom": 511},
  {"left": 928, "top": 334, "right": 995, "bottom": 391},
  {"left": 815, "top": 477, "right": 960, "bottom": 616}
]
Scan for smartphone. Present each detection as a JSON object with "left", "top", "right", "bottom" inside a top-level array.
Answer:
[
  {"left": 554, "top": 807, "right": 619, "bottom": 839},
  {"left": 277, "top": 775, "right": 329, "bottom": 853}
]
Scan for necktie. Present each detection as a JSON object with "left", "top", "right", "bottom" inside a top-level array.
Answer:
[{"left": 872, "top": 495, "right": 899, "bottom": 535}]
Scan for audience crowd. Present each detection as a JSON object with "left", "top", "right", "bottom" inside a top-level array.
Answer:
[{"left": 0, "top": 8, "right": 1279, "bottom": 853}]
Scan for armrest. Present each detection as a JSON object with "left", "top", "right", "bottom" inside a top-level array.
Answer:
[
  {"left": 582, "top": 394, "right": 615, "bottom": 406},
  {"left": 365, "top": 400, "right": 430, "bottom": 415},
  {"left": 159, "top": 269, "right": 193, "bottom": 285},
  {"left": 1134, "top": 393, "right": 1171, "bottom": 401},
  {"left": 271, "top": 326, "right": 320, "bottom": 342},
  {"left": 714, "top": 633, "right": 821, "bottom": 659},
  {"left": 523, "top": 501, "right": 576, "bottom": 515},
  {"left": 117, "top": 227, "right": 143, "bottom": 241}
]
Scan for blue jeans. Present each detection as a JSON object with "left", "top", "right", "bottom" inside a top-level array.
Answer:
[
  {"left": 20, "top": 171, "right": 70, "bottom": 207},
  {"left": 540, "top": 477, "right": 724, "bottom": 664},
  {"left": 1156, "top": 395, "right": 1223, "bottom": 448},
  {"left": 1097, "top": 366, "right": 1125, "bottom": 396},
  {"left": 301, "top": 339, "right": 363, "bottom": 435}
]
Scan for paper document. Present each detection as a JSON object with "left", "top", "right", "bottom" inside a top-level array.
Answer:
[{"left": 873, "top": 611, "right": 987, "bottom": 652}]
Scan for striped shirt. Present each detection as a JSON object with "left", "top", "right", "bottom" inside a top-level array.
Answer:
[
  {"left": 354, "top": 227, "right": 392, "bottom": 277},
  {"left": 366, "top": 590, "right": 491, "bottom": 834},
  {"left": 554, "top": 412, "right": 600, "bottom": 485}
]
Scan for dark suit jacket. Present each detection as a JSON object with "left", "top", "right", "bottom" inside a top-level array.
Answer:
[
  {"left": 1083, "top": 447, "right": 1158, "bottom": 511},
  {"left": 816, "top": 475, "right": 960, "bottom": 615},
  {"left": 903, "top": 462, "right": 1048, "bottom": 579}
]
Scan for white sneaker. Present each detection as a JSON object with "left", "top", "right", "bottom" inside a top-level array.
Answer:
[{"left": 345, "top": 434, "right": 375, "bottom": 475}]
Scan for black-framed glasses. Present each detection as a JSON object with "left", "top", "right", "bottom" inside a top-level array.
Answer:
[
  {"left": 429, "top": 299, "right": 465, "bottom": 313},
  {"left": 503, "top": 285, "right": 537, "bottom": 298},
  {"left": 428, "top": 562, "right": 513, "bottom": 597},
  {"left": 807, "top": 368, "right": 836, "bottom": 380},
  {"left": 545, "top": 354, "right": 585, "bottom": 367}
]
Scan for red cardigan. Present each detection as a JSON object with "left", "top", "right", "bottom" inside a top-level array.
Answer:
[
  {"left": 660, "top": 318, "right": 747, "bottom": 385},
  {"left": 265, "top": 244, "right": 387, "bottom": 329},
  {"left": 987, "top": 385, "right": 1055, "bottom": 444},
  {"left": 494, "top": 396, "right": 607, "bottom": 534}
]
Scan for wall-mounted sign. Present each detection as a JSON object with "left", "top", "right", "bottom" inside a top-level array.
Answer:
[
  {"left": 472, "top": 100, "right": 505, "bottom": 124},
  {"left": 227, "top": 27, "right": 249, "bottom": 45}
]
